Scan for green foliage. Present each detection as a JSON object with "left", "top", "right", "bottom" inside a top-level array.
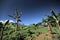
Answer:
[{"left": 1, "top": 21, "right": 60, "bottom": 40}]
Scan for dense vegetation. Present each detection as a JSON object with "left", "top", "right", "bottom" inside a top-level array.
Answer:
[{"left": 0, "top": 8, "right": 60, "bottom": 40}]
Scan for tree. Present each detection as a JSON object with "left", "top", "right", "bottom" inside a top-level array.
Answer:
[
  {"left": 0, "top": 20, "right": 9, "bottom": 40},
  {"left": 42, "top": 8, "right": 60, "bottom": 33},
  {"left": 50, "top": 8, "right": 60, "bottom": 29},
  {"left": 42, "top": 18, "right": 52, "bottom": 33},
  {"left": 8, "top": 9, "right": 22, "bottom": 30}
]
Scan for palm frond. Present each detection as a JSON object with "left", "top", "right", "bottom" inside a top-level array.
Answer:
[
  {"left": 8, "top": 15, "right": 16, "bottom": 19},
  {"left": 18, "top": 20, "right": 21, "bottom": 22},
  {"left": 4, "top": 20, "right": 9, "bottom": 26},
  {"left": 50, "top": 8, "right": 57, "bottom": 19}
]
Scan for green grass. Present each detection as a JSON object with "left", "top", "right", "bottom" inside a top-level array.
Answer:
[{"left": 36, "top": 27, "right": 48, "bottom": 33}]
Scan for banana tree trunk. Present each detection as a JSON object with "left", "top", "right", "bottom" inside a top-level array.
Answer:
[
  {"left": 0, "top": 23, "right": 3, "bottom": 40},
  {"left": 56, "top": 22, "right": 60, "bottom": 29},
  {"left": 53, "top": 16, "right": 60, "bottom": 29},
  {"left": 0, "top": 28, "right": 3, "bottom": 40},
  {"left": 56, "top": 20, "right": 60, "bottom": 29},
  {"left": 16, "top": 19, "right": 18, "bottom": 30},
  {"left": 47, "top": 23, "right": 52, "bottom": 33}
]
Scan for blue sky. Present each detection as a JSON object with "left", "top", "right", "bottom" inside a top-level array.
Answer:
[{"left": 0, "top": 0, "right": 60, "bottom": 25}]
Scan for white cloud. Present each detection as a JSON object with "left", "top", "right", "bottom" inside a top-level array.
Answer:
[
  {"left": 0, "top": 20, "right": 15, "bottom": 23},
  {"left": 9, "top": 20, "right": 15, "bottom": 23},
  {"left": 0, "top": 20, "right": 4, "bottom": 23}
]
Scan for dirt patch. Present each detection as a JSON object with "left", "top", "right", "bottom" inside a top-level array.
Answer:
[{"left": 36, "top": 32, "right": 53, "bottom": 40}]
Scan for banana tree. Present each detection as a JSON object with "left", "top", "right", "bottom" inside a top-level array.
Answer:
[
  {"left": 8, "top": 9, "right": 22, "bottom": 30},
  {"left": 42, "top": 18, "right": 52, "bottom": 33},
  {"left": 0, "top": 20, "right": 9, "bottom": 40},
  {"left": 50, "top": 8, "right": 60, "bottom": 29}
]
